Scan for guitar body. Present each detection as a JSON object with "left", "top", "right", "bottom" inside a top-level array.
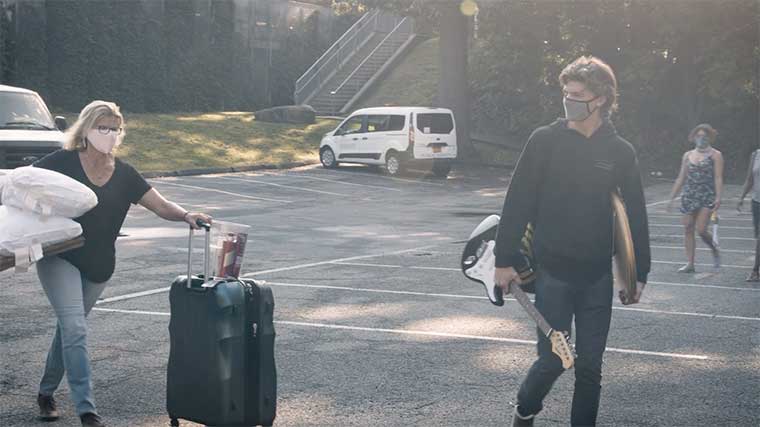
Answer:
[
  {"left": 461, "top": 215, "right": 536, "bottom": 306},
  {"left": 461, "top": 216, "right": 575, "bottom": 368}
]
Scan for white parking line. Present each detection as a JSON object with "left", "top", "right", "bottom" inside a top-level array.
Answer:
[
  {"left": 648, "top": 214, "right": 752, "bottom": 222},
  {"left": 94, "top": 307, "right": 168, "bottom": 316},
  {"left": 291, "top": 264, "right": 759, "bottom": 291},
  {"left": 266, "top": 171, "right": 403, "bottom": 192},
  {"left": 245, "top": 244, "right": 447, "bottom": 276},
  {"left": 313, "top": 168, "right": 445, "bottom": 186},
  {"left": 95, "top": 280, "right": 760, "bottom": 322},
  {"left": 610, "top": 306, "right": 760, "bottom": 322},
  {"left": 265, "top": 281, "right": 484, "bottom": 300},
  {"left": 259, "top": 281, "right": 760, "bottom": 322},
  {"left": 150, "top": 180, "right": 292, "bottom": 203},
  {"left": 96, "top": 244, "right": 447, "bottom": 305},
  {"left": 332, "top": 261, "right": 459, "bottom": 271},
  {"left": 646, "top": 197, "right": 742, "bottom": 208},
  {"left": 89, "top": 307, "right": 711, "bottom": 361},
  {"left": 217, "top": 175, "right": 347, "bottom": 197},
  {"left": 651, "top": 245, "right": 753, "bottom": 255},
  {"left": 98, "top": 287, "right": 176, "bottom": 304},
  {"left": 653, "top": 260, "right": 751, "bottom": 269},
  {"left": 646, "top": 199, "right": 676, "bottom": 207},
  {"left": 652, "top": 234, "right": 755, "bottom": 242},
  {"left": 650, "top": 223, "right": 754, "bottom": 230},
  {"left": 276, "top": 321, "right": 711, "bottom": 360},
  {"left": 647, "top": 280, "right": 760, "bottom": 292},
  {"left": 332, "top": 259, "right": 754, "bottom": 272}
]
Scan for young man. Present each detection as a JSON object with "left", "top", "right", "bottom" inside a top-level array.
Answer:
[{"left": 493, "top": 56, "right": 651, "bottom": 427}]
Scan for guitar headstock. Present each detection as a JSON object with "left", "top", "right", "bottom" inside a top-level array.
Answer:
[{"left": 549, "top": 330, "right": 575, "bottom": 369}]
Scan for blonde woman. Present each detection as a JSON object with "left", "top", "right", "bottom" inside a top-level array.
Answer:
[
  {"left": 32, "top": 100, "right": 211, "bottom": 427},
  {"left": 667, "top": 124, "right": 723, "bottom": 272}
]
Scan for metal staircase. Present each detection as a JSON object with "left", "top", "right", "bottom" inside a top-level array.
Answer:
[{"left": 294, "top": 10, "right": 416, "bottom": 115}]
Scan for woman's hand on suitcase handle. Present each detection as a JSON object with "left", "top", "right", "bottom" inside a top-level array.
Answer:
[{"left": 184, "top": 212, "right": 213, "bottom": 230}]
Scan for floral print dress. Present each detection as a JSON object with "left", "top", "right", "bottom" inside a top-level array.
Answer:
[{"left": 680, "top": 154, "right": 716, "bottom": 214}]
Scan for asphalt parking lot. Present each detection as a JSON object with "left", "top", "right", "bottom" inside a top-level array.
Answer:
[{"left": 2, "top": 164, "right": 759, "bottom": 426}]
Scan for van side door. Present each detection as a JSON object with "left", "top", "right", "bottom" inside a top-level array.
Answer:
[
  {"left": 362, "top": 114, "right": 392, "bottom": 161},
  {"left": 334, "top": 115, "right": 366, "bottom": 159}
]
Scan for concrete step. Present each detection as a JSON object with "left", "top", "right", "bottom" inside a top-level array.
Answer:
[{"left": 313, "top": 96, "right": 349, "bottom": 102}]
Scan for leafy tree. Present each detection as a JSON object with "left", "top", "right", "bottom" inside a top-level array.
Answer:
[{"left": 468, "top": 0, "right": 758, "bottom": 177}]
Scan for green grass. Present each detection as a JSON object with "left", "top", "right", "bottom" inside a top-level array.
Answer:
[
  {"left": 104, "top": 112, "right": 338, "bottom": 172},
  {"left": 357, "top": 37, "right": 439, "bottom": 108}
]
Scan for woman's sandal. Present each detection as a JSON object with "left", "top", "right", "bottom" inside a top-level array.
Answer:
[
  {"left": 712, "top": 248, "right": 721, "bottom": 269},
  {"left": 678, "top": 264, "right": 696, "bottom": 273},
  {"left": 746, "top": 271, "right": 760, "bottom": 282}
]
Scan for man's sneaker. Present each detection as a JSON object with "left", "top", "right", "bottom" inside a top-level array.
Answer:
[
  {"left": 37, "top": 393, "right": 59, "bottom": 421},
  {"left": 512, "top": 407, "right": 535, "bottom": 427},
  {"left": 746, "top": 270, "right": 760, "bottom": 282},
  {"left": 80, "top": 412, "right": 106, "bottom": 427}
]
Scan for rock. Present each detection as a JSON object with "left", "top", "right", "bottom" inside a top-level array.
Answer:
[{"left": 254, "top": 105, "right": 316, "bottom": 124}]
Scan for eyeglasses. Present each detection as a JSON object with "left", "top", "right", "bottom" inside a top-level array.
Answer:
[{"left": 96, "top": 126, "right": 122, "bottom": 135}]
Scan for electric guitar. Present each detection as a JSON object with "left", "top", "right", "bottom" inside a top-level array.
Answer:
[{"left": 461, "top": 215, "right": 575, "bottom": 369}]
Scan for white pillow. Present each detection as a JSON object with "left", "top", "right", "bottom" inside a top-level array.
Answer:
[
  {"left": 0, "top": 169, "right": 9, "bottom": 200},
  {"left": 0, "top": 205, "right": 82, "bottom": 271},
  {"left": 0, "top": 205, "right": 82, "bottom": 255},
  {"left": 2, "top": 166, "right": 97, "bottom": 218}
]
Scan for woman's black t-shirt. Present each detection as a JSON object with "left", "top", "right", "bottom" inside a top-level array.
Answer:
[{"left": 34, "top": 149, "right": 152, "bottom": 283}]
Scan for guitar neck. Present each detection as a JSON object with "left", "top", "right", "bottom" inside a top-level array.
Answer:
[{"left": 510, "top": 283, "right": 553, "bottom": 336}]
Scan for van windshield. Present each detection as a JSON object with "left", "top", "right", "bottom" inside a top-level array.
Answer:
[{"left": 416, "top": 113, "right": 453, "bottom": 134}]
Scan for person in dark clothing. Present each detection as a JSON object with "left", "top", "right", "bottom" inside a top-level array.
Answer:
[
  {"left": 493, "top": 56, "right": 651, "bottom": 427},
  {"left": 32, "top": 100, "right": 212, "bottom": 427}
]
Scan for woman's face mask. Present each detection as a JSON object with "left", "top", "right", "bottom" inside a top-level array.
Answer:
[
  {"left": 563, "top": 96, "right": 601, "bottom": 122},
  {"left": 694, "top": 135, "right": 710, "bottom": 148},
  {"left": 86, "top": 128, "right": 119, "bottom": 154}
]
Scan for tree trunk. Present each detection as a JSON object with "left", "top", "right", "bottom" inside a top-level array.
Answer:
[{"left": 436, "top": 1, "right": 475, "bottom": 160}]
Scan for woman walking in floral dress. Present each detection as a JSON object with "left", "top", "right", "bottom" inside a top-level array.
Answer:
[{"left": 667, "top": 124, "right": 723, "bottom": 272}]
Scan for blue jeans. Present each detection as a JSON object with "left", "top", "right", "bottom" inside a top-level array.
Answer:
[
  {"left": 516, "top": 268, "right": 613, "bottom": 427},
  {"left": 36, "top": 256, "right": 107, "bottom": 416}
]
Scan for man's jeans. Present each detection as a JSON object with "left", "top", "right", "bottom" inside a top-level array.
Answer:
[
  {"left": 516, "top": 268, "right": 613, "bottom": 427},
  {"left": 36, "top": 256, "right": 107, "bottom": 416}
]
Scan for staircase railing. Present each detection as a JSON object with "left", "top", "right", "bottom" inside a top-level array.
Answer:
[
  {"left": 294, "top": 9, "right": 379, "bottom": 105},
  {"left": 329, "top": 17, "right": 414, "bottom": 105}
]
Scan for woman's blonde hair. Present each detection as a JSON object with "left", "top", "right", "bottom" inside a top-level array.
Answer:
[{"left": 63, "top": 100, "right": 125, "bottom": 151}]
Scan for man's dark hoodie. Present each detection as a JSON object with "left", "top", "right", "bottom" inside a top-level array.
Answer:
[{"left": 494, "top": 119, "right": 651, "bottom": 285}]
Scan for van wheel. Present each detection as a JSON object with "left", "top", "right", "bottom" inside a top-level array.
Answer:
[
  {"left": 432, "top": 160, "right": 451, "bottom": 178},
  {"left": 320, "top": 147, "right": 338, "bottom": 168},
  {"left": 385, "top": 152, "right": 404, "bottom": 176}
]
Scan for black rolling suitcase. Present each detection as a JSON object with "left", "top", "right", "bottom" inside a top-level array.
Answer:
[{"left": 167, "top": 221, "right": 276, "bottom": 427}]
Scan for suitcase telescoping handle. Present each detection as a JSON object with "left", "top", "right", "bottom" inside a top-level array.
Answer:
[{"left": 186, "top": 219, "right": 212, "bottom": 288}]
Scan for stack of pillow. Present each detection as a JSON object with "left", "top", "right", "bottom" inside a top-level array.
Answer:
[
  {"left": 0, "top": 169, "right": 9, "bottom": 194},
  {"left": 0, "top": 166, "right": 97, "bottom": 272}
]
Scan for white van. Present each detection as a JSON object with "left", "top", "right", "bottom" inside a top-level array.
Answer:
[{"left": 319, "top": 107, "right": 457, "bottom": 177}]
